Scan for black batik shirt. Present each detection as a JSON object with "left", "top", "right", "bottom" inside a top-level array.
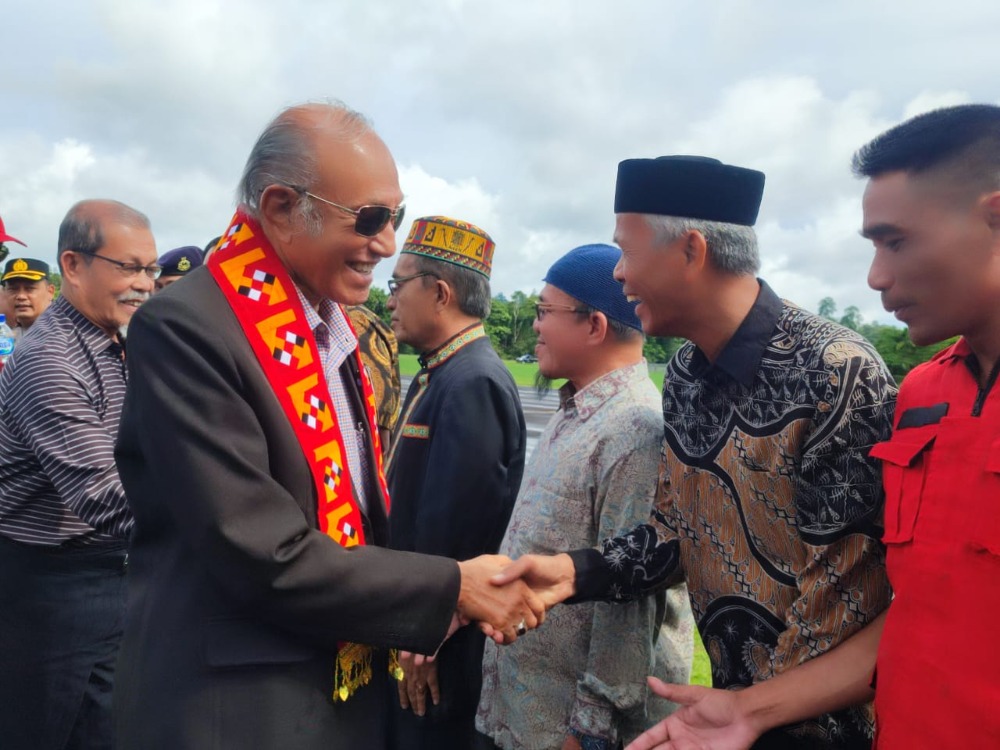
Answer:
[{"left": 571, "top": 281, "right": 896, "bottom": 749}]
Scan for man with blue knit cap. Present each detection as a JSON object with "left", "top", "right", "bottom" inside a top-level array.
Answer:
[{"left": 477, "top": 243, "right": 695, "bottom": 750}]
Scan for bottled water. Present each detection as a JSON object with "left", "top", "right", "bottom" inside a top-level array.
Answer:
[{"left": 0, "top": 314, "right": 15, "bottom": 366}]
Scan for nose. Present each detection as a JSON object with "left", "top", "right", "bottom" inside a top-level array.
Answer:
[
  {"left": 532, "top": 316, "right": 541, "bottom": 334},
  {"left": 370, "top": 222, "right": 398, "bottom": 260},
  {"left": 613, "top": 255, "right": 625, "bottom": 284},
  {"left": 867, "top": 247, "right": 892, "bottom": 293},
  {"left": 386, "top": 292, "right": 397, "bottom": 310},
  {"left": 134, "top": 272, "right": 156, "bottom": 294}
]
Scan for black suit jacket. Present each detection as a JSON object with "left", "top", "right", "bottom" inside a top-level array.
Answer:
[
  {"left": 387, "top": 334, "right": 525, "bottom": 727},
  {"left": 114, "top": 268, "right": 460, "bottom": 750}
]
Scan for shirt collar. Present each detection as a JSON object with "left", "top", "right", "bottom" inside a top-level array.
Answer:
[
  {"left": 558, "top": 360, "right": 651, "bottom": 421},
  {"left": 295, "top": 286, "right": 356, "bottom": 355},
  {"left": 691, "top": 279, "right": 782, "bottom": 387},
  {"left": 418, "top": 323, "right": 487, "bottom": 369},
  {"left": 937, "top": 337, "right": 972, "bottom": 363},
  {"left": 54, "top": 295, "right": 123, "bottom": 356}
]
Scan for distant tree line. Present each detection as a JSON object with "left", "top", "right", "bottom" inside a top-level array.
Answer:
[
  {"left": 815, "top": 297, "right": 953, "bottom": 382},
  {"left": 364, "top": 288, "right": 950, "bottom": 381},
  {"left": 365, "top": 287, "right": 679, "bottom": 364}
]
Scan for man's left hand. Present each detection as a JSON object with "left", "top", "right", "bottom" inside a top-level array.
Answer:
[{"left": 397, "top": 651, "right": 440, "bottom": 717}]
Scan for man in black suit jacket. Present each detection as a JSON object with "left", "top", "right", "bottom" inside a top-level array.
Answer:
[
  {"left": 385, "top": 216, "right": 526, "bottom": 749},
  {"left": 113, "top": 102, "right": 544, "bottom": 750}
]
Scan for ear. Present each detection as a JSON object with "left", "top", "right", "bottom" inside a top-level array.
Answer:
[
  {"left": 984, "top": 190, "right": 1000, "bottom": 233},
  {"left": 59, "top": 251, "right": 86, "bottom": 284},
  {"left": 683, "top": 230, "right": 709, "bottom": 272},
  {"left": 258, "top": 185, "right": 302, "bottom": 243},
  {"left": 433, "top": 278, "right": 453, "bottom": 312},
  {"left": 587, "top": 310, "right": 609, "bottom": 345}
]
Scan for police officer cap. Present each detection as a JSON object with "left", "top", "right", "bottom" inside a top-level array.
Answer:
[
  {"left": 158, "top": 246, "right": 204, "bottom": 277},
  {"left": 2, "top": 257, "right": 50, "bottom": 284},
  {"left": 614, "top": 155, "right": 766, "bottom": 226}
]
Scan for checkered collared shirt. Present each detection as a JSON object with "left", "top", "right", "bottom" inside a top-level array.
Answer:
[{"left": 295, "top": 286, "right": 372, "bottom": 512}]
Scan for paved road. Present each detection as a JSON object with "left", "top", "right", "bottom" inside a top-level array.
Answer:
[{"left": 399, "top": 377, "right": 559, "bottom": 455}]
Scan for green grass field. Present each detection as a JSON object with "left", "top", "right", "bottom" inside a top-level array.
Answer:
[
  {"left": 400, "top": 353, "right": 667, "bottom": 389},
  {"left": 690, "top": 630, "right": 711, "bottom": 686},
  {"left": 400, "top": 353, "right": 708, "bottom": 684}
]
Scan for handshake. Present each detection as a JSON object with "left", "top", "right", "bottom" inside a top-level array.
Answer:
[
  {"left": 395, "top": 552, "right": 578, "bottom": 717},
  {"left": 454, "top": 552, "right": 577, "bottom": 644}
]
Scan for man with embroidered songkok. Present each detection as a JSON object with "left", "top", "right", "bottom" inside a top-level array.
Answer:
[
  {"left": 112, "top": 102, "right": 545, "bottom": 750},
  {"left": 384, "top": 216, "right": 526, "bottom": 749}
]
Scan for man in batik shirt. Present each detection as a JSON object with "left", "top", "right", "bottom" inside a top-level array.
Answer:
[
  {"left": 477, "top": 243, "right": 694, "bottom": 750},
  {"left": 500, "top": 156, "right": 896, "bottom": 750}
]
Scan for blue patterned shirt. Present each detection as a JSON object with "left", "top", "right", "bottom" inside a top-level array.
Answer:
[{"left": 478, "top": 361, "right": 694, "bottom": 749}]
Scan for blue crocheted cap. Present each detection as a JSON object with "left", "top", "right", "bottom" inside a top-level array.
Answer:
[{"left": 543, "top": 243, "right": 642, "bottom": 331}]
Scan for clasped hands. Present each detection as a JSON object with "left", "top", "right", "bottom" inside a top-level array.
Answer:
[
  {"left": 455, "top": 552, "right": 577, "bottom": 644},
  {"left": 396, "top": 552, "right": 577, "bottom": 715}
]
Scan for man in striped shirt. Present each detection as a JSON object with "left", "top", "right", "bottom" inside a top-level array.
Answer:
[{"left": 0, "top": 199, "right": 158, "bottom": 750}]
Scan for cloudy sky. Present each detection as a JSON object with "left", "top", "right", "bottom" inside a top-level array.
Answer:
[{"left": 2, "top": 0, "right": 998, "bottom": 324}]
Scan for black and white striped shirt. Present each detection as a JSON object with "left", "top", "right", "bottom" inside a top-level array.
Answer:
[{"left": 0, "top": 295, "right": 132, "bottom": 546}]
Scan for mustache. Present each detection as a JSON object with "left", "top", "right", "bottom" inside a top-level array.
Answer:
[{"left": 117, "top": 292, "right": 151, "bottom": 304}]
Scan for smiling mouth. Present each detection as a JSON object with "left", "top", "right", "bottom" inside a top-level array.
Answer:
[
  {"left": 625, "top": 294, "right": 641, "bottom": 303},
  {"left": 348, "top": 262, "right": 376, "bottom": 275}
]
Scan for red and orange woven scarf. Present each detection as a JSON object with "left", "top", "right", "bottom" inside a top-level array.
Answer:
[{"left": 208, "top": 209, "right": 392, "bottom": 700}]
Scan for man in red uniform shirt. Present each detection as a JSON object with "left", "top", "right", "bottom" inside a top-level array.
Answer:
[{"left": 620, "top": 104, "right": 1000, "bottom": 749}]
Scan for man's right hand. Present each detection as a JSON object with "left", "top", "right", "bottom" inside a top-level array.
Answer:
[
  {"left": 456, "top": 555, "right": 546, "bottom": 643},
  {"left": 491, "top": 553, "right": 577, "bottom": 609},
  {"left": 624, "top": 678, "right": 760, "bottom": 750}
]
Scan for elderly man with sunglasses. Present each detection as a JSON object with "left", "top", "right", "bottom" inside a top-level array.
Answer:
[
  {"left": 0, "top": 199, "right": 157, "bottom": 750},
  {"left": 112, "top": 102, "right": 545, "bottom": 750},
  {"left": 383, "top": 216, "right": 526, "bottom": 750}
]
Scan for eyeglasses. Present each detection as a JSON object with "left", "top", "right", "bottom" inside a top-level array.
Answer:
[
  {"left": 388, "top": 272, "right": 438, "bottom": 296},
  {"left": 534, "top": 302, "right": 588, "bottom": 321},
  {"left": 84, "top": 252, "right": 162, "bottom": 280},
  {"left": 290, "top": 185, "right": 405, "bottom": 237}
]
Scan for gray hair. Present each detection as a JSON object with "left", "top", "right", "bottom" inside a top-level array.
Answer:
[
  {"left": 411, "top": 254, "right": 492, "bottom": 319},
  {"left": 57, "top": 199, "right": 151, "bottom": 272},
  {"left": 577, "top": 303, "right": 644, "bottom": 343},
  {"left": 237, "top": 101, "right": 372, "bottom": 234},
  {"left": 644, "top": 214, "right": 759, "bottom": 275}
]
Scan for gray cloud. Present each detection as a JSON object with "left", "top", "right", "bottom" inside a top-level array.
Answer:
[{"left": 2, "top": 0, "right": 999, "bottom": 328}]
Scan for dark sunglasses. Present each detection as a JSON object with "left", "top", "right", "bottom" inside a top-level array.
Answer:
[{"left": 290, "top": 185, "right": 405, "bottom": 237}]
